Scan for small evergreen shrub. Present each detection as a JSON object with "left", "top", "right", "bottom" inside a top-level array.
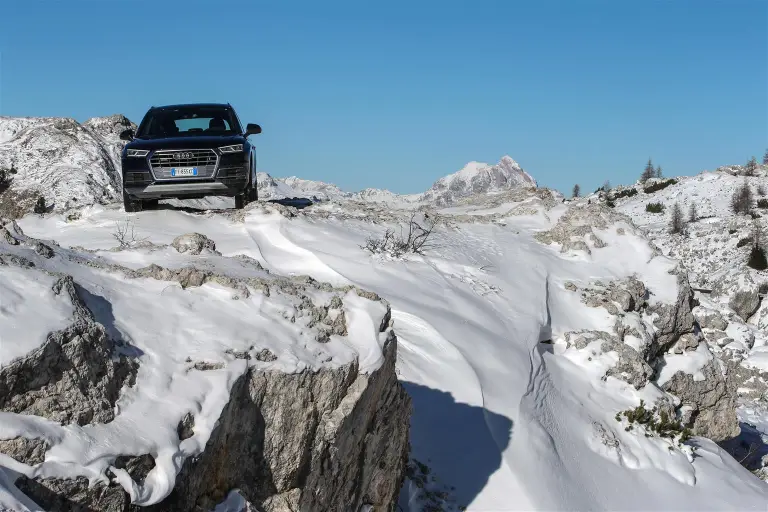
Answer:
[
  {"left": 33, "top": 196, "right": 47, "bottom": 214},
  {"left": 758, "top": 184, "right": 767, "bottom": 196},
  {"left": 616, "top": 400, "right": 693, "bottom": 443},
  {"left": 670, "top": 202, "right": 685, "bottom": 234},
  {"left": 609, "top": 188, "right": 638, "bottom": 201},
  {"left": 748, "top": 246, "right": 768, "bottom": 270},
  {"left": 643, "top": 178, "right": 678, "bottom": 194},
  {"left": 757, "top": 199, "right": 768, "bottom": 209},
  {"left": 737, "top": 237, "right": 752, "bottom": 248},
  {"left": 731, "top": 181, "right": 754, "bottom": 215},
  {"left": 646, "top": 202, "right": 665, "bottom": 213}
]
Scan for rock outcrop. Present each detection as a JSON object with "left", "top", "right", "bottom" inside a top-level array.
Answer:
[
  {"left": 567, "top": 273, "right": 739, "bottom": 442},
  {"left": 661, "top": 359, "right": 740, "bottom": 441},
  {"left": 534, "top": 203, "right": 640, "bottom": 254},
  {"left": 0, "top": 274, "right": 138, "bottom": 426},
  {"left": 646, "top": 270, "right": 696, "bottom": 357},
  {"left": 711, "top": 268, "right": 761, "bottom": 321},
  {"left": 0, "top": 233, "right": 411, "bottom": 511}
]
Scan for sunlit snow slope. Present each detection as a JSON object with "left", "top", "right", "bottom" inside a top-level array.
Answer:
[{"left": 14, "top": 192, "right": 768, "bottom": 511}]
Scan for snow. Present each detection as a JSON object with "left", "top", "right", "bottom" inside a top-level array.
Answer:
[
  {"left": 656, "top": 342, "right": 714, "bottom": 386},
  {"left": 0, "top": 265, "right": 74, "bottom": 366},
  {"left": 3, "top": 165, "right": 768, "bottom": 509}
]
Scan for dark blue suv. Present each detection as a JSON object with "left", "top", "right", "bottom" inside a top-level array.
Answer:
[{"left": 119, "top": 103, "right": 261, "bottom": 212}]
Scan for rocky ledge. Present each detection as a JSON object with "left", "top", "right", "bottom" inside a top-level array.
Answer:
[{"left": 0, "top": 224, "right": 412, "bottom": 512}]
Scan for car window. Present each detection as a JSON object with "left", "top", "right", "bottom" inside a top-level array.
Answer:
[
  {"left": 175, "top": 117, "right": 231, "bottom": 133},
  {"left": 137, "top": 107, "right": 240, "bottom": 138}
]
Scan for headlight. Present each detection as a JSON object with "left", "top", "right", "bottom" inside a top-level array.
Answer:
[
  {"left": 219, "top": 144, "right": 244, "bottom": 153},
  {"left": 126, "top": 149, "right": 149, "bottom": 158}
]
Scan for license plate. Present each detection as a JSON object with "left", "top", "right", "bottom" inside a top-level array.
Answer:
[{"left": 171, "top": 167, "right": 197, "bottom": 177}]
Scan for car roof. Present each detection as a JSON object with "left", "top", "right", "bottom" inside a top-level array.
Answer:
[{"left": 150, "top": 103, "right": 232, "bottom": 111}]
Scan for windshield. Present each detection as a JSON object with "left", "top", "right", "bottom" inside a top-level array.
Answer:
[{"left": 136, "top": 106, "right": 242, "bottom": 139}]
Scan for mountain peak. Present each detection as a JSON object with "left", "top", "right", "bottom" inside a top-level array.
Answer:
[{"left": 421, "top": 155, "right": 537, "bottom": 206}]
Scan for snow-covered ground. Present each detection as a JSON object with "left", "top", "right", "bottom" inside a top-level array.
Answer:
[{"left": 4, "top": 185, "right": 765, "bottom": 510}]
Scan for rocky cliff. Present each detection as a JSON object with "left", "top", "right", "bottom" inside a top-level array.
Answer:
[{"left": 0, "top": 220, "right": 411, "bottom": 511}]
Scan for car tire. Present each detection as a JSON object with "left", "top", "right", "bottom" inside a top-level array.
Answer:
[
  {"left": 123, "top": 189, "right": 142, "bottom": 213},
  {"left": 247, "top": 179, "right": 258, "bottom": 202}
]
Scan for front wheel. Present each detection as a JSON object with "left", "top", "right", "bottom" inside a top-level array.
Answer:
[{"left": 123, "top": 189, "right": 142, "bottom": 213}]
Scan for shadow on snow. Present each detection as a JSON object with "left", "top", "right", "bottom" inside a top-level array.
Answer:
[{"left": 399, "top": 381, "right": 513, "bottom": 510}]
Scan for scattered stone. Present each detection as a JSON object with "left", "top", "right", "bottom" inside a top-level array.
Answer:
[
  {"left": 33, "top": 241, "right": 54, "bottom": 258},
  {"left": 711, "top": 268, "right": 760, "bottom": 321},
  {"left": 192, "top": 361, "right": 225, "bottom": 371},
  {"left": 255, "top": 349, "right": 278, "bottom": 362},
  {"left": 693, "top": 306, "right": 728, "bottom": 331},
  {"left": 171, "top": 233, "right": 220, "bottom": 255},
  {"left": 0, "top": 225, "right": 19, "bottom": 245},
  {"left": 672, "top": 333, "right": 700, "bottom": 354},
  {"left": 177, "top": 413, "right": 195, "bottom": 441}
]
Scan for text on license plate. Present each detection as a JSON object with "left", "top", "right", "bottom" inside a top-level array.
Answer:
[{"left": 171, "top": 167, "right": 197, "bottom": 177}]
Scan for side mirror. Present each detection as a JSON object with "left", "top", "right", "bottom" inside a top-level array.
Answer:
[
  {"left": 245, "top": 123, "right": 262, "bottom": 136},
  {"left": 119, "top": 129, "right": 135, "bottom": 141}
]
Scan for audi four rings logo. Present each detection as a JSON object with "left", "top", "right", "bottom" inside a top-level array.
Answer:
[{"left": 174, "top": 152, "right": 193, "bottom": 160}]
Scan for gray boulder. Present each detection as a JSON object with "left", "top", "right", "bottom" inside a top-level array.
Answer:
[
  {"left": 661, "top": 358, "right": 739, "bottom": 442},
  {"left": 692, "top": 306, "right": 728, "bottom": 331},
  {"left": 647, "top": 270, "right": 695, "bottom": 357},
  {"left": 711, "top": 268, "right": 760, "bottom": 321},
  {"left": 171, "top": 233, "right": 219, "bottom": 255}
]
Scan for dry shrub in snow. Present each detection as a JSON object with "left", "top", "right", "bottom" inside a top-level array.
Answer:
[
  {"left": 361, "top": 211, "right": 439, "bottom": 257},
  {"left": 113, "top": 219, "right": 147, "bottom": 249}
]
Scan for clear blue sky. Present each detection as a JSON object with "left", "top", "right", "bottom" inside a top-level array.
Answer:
[{"left": 0, "top": 1, "right": 766, "bottom": 195}]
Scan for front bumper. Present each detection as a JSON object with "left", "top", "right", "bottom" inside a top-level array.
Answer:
[{"left": 125, "top": 177, "right": 247, "bottom": 200}]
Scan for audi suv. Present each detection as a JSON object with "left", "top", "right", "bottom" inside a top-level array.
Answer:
[{"left": 119, "top": 103, "right": 261, "bottom": 212}]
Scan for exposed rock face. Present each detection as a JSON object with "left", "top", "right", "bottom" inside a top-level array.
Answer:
[
  {"left": 12, "top": 334, "right": 410, "bottom": 512},
  {"left": 603, "top": 337, "right": 655, "bottom": 389},
  {"left": 142, "top": 334, "right": 409, "bottom": 512},
  {"left": 661, "top": 359, "right": 740, "bottom": 442},
  {"left": 0, "top": 115, "right": 135, "bottom": 215},
  {"left": 0, "top": 237, "right": 410, "bottom": 511},
  {"left": 171, "top": 233, "right": 220, "bottom": 256},
  {"left": 0, "top": 274, "right": 138, "bottom": 425},
  {"left": 647, "top": 271, "right": 695, "bottom": 357},
  {"left": 693, "top": 306, "right": 729, "bottom": 331},
  {"left": 711, "top": 268, "right": 760, "bottom": 321},
  {"left": 580, "top": 277, "right": 647, "bottom": 315}
]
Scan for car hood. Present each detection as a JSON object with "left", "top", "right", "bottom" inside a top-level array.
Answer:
[{"left": 126, "top": 135, "right": 246, "bottom": 151}]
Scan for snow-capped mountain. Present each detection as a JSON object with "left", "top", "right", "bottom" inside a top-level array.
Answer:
[
  {"left": 421, "top": 155, "right": 537, "bottom": 206},
  {"left": 281, "top": 176, "right": 352, "bottom": 202},
  {"left": 0, "top": 115, "right": 134, "bottom": 216}
]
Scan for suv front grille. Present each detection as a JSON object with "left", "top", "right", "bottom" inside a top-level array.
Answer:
[{"left": 149, "top": 149, "right": 218, "bottom": 180}]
